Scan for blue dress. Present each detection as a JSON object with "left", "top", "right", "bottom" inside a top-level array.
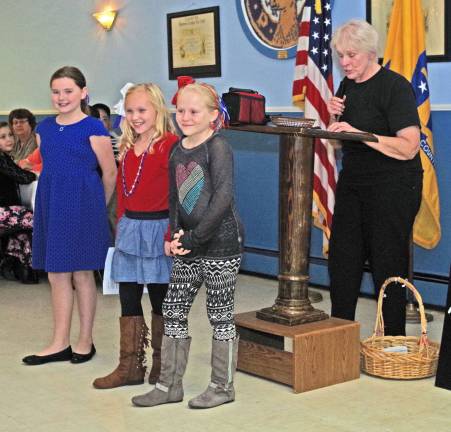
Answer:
[{"left": 32, "top": 116, "right": 111, "bottom": 272}]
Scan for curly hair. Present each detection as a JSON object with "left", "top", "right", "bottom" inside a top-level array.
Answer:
[
  {"left": 332, "top": 19, "right": 379, "bottom": 56},
  {"left": 8, "top": 109, "right": 36, "bottom": 131}
]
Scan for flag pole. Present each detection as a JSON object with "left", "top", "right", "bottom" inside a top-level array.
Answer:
[{"left": 406, "top": 232, "right": 433, "bottom": 323}]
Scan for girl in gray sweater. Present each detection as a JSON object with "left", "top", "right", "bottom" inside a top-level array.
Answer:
[{"left": 132, "top": 81, "right": 243, "bottom": 409}]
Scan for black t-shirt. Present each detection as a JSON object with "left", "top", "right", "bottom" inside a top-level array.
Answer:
[{"left": 337, "top": 67, "right": 422, "bottom": 184}]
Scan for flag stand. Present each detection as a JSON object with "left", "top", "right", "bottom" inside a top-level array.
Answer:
[
  {"left": 308, "top": 289, "right": 323, "bottom": 303},
  {"left": 406, "top": 234, "right": 433, "bottom": 323}
]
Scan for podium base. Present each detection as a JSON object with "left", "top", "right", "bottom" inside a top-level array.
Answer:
[
  {"left": 236, "top": 312, "right": 360, "bottom": 393},
  {"left": 257, "top": 305, "right": 328, "bottom": 326}
]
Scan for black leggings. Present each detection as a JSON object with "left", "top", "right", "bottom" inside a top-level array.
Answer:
[{"left": 119, "top": 282, "right": 168, "bottom": 317}]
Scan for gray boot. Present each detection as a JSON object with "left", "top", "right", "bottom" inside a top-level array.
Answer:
[
  {"left": 188, "top": 336, "right": 239, "bottom": 409},
  {"left": 131, "top": 335, "right": 191, "bottom": 407}
]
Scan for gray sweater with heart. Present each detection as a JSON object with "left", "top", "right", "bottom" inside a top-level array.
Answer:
[{"left": 169, "top": 133, "right": 244, "bottom": 260}]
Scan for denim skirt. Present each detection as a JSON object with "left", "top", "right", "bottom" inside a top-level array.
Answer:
[{"left": 111, "top": 215, "right": 172, "bottom": 284}]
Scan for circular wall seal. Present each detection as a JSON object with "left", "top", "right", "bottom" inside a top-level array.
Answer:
[{"left": 236, "top": 0, "right": 305, "bottom": 59}]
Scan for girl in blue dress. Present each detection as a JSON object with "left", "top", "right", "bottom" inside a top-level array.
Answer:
[{"left": 23, "top": 66, "right": 117, "bottom": 365}]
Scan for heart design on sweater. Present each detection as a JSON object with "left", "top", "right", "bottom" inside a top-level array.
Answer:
[{"left": 176, "top": 161, "right": 204, "bottom": 214}]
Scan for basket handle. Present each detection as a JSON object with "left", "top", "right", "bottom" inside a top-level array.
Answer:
[{"left": 373, "top": 277, "right": 430, "bottom": 346}]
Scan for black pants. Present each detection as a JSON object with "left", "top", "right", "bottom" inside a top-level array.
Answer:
[
  {"left": 328, "top": 172, "right": 422, "bottom": 335},
  {"left": 119, "top": 282, "right": 168, "bottom": 317}
]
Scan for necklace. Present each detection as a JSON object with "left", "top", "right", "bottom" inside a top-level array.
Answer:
[
  {"left": 56, "top": 114, "right": 86, "bottom": 132},
  {"left": 121, "top": 136, "right": 155, "bottom": 197}
]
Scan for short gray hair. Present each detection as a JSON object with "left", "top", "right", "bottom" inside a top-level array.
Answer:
[{"left": 331, "top": 19, "right": 379, "bottom": 55}]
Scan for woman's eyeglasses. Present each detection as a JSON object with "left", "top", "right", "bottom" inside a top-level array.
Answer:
[{"left": 12, "top": 119, "right": 29, "bottom": 126}]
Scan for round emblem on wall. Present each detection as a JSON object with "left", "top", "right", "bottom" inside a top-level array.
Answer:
[{"left": 236, "top": 0, "right": 305, "bottom": 59}]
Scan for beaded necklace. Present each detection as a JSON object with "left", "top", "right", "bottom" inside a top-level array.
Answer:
[{"left": 121, "top": 136, "right": 155, "bottom": 197}]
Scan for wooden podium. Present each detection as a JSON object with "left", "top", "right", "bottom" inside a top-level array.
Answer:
[
  {"left": 229, "top": 125, "right": 374, "bottom": 391},
  {"left": 229, "top": 124, "right": 376, "bottom": 324}
]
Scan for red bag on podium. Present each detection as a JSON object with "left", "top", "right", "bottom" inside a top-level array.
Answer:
[{"left": 222, "top": 87, "right": 268, "bottom": 125}]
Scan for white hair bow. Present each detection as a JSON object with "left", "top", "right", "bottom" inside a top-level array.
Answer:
[{"left": 113, "top": 82, "right": 135, "bottom": 116}]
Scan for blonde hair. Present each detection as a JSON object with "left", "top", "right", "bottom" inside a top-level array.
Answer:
[
  {"left": 177, "top": 83, "right": 225, "bottom": 131},
  {"left": 332, "top": 19, "right": 379, "bottom": 56},
  {"left": 119, "top": 83, "right": 176, "bottom": 159}
]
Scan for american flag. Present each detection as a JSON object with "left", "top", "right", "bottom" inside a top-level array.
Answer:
[{"left": 292, "top": 0, "right": 337, "bottom": 255}]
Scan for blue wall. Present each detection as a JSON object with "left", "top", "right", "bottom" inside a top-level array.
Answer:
[
  {"left": 220, "top": 0, "right": 450, "bottom": 307},
  {"left": 2, "top": 0, "right": 451, "bottom": 110},
  {"left": 1, "top": 0, "right": 450, "bottom": 305},
  {"left": 225, "top": 108, "right": 451, "bottom": 307}
]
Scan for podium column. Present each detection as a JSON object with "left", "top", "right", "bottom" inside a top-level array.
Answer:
[
  {"left": 257, "top": 133, "right": 328, "bottom": 325},
  {"left": 229, "top": 125, "right": 377, "bottom": 326}
]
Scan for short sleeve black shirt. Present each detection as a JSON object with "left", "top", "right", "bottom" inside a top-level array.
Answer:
[{"left": 337, "top": 67, "right": 422, "bottom": 183}]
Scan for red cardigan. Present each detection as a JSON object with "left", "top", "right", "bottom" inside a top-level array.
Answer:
[{"left": 116, "top": 132, "right": 178, "bottom": 237}]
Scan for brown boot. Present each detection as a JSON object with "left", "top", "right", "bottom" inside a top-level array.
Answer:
[
  {"left": 148, "top": 312, "right": 164, "bottom": 384},
  {"left": 93, "top": 316, "right": 149, "bottom": 389}
]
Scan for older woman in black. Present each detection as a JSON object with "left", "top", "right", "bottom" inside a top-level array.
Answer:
[
  {"left": 327, "top": 20, "right": 422, "bottom": 336},
  {"left": 0, "top": 121, "right": 38, "bottom": 283}
]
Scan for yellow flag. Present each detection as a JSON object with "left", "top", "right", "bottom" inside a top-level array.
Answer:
[{"left": 383, "top": 0, "right": 441, "bottom": 248}]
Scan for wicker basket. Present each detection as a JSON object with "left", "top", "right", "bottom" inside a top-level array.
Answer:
[{"left": 360, "top": 277, "right": 440, "bottom": 379}]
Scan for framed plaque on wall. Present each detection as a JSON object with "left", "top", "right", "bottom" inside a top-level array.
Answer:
[
  {"left": 366, "top": 0, "right": 451, "bottom": 62},
  {"left": 167, "top": 6, "right": 221, "bottom": 79}
]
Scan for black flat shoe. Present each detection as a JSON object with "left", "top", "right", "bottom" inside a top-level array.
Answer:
[
  {"left": 71, "top": 344, "right": 96, "bottom": 364},
  {"left": 22, "top": 346, "right": 72, "bottom": 365}
]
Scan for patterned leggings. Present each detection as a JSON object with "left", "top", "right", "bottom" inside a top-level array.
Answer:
[
  {"left": 163, "top": 256, "right": 241, "bottom": 341},
  {"left": 0, "top": 206, "right": 33, "bottom": 266}
]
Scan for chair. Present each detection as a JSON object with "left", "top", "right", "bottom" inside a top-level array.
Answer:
[{"left": 19, "top": 180, "right": 38, "bottom": 211}]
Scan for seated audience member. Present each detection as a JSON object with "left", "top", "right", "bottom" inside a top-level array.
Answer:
[
  {"left": 18, "top": 147, "right": 42, "bottom": 174},
  {"left": 0, "top": 121, "right": 38, "bottom": 284},
  {"left": 92, "top": 102, "right": 120, "bottom": 233},
  {"left": 92, "top": 103, "right": 112, "bottom": 130},
  {"left": 88, "top": 105, "right": 101, "bottom": 119},
  {"left": 8, "top": 109, "right": 38, "bottom": 162},
  {"left": 92, "top": 102, "right": 121, "bottom": 160}
]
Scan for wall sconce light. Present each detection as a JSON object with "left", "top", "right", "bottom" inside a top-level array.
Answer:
[{"left": 92, "top": 10, "right": 118, "bottom": 31}]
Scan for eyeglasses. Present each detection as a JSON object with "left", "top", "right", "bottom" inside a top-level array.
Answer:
[{"left": 12, "top": 119, "right": 29, "bottom": 126}]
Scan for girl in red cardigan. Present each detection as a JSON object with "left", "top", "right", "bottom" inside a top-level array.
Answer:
[{"left": 93, "top": 83, "right": 178, "bottom": 389}]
